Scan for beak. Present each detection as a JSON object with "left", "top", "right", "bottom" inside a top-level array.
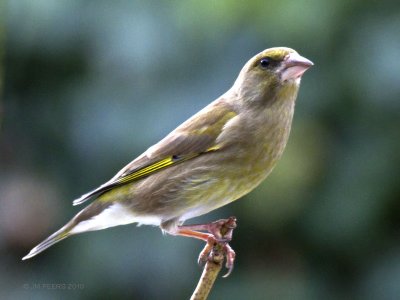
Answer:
[{"left": 281, "top": 52, "right": 313, "bottom": 81}]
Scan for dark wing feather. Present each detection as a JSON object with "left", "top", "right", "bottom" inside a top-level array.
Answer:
[{"left": 72, "top": 100, "right": 237, "bottom": 206}]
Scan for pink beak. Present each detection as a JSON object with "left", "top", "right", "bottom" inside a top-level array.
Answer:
[{"left": 281, "top": 52, "right": 313, "bottom": 81}]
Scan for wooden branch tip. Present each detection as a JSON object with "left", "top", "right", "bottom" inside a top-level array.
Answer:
[{"left": 190, "top": 253, "right": 223, "bottom": 300}]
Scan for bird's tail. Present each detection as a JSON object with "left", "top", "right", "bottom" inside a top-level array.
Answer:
[
  {"left": 22, "top": 223, "right": 73, "bottom": 260},
  {"left": 21, "top": 200, "right": 107, "bottom": 260},
  {"left": 22, "top": 200, "right": 139, "bottom": 260}
]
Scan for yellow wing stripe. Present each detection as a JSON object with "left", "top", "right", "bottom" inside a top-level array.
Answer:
[
  {"left": 116, "top": 157, "right": 175, "bottom": 184},
  {"left": 114, "top": 145, "right": 220, "bottom": 185},
  {"left": 115, "top": 153, "right": 196, "bottom": 184}
]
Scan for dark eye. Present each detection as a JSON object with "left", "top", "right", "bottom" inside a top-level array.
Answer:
[{"left": 260, "top": 58, "right": 271, "bottom": 68}]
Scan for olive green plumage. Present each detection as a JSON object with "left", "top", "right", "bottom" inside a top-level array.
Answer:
[{"left": 23, "top": 47, "right": 313, "bottom": 260}]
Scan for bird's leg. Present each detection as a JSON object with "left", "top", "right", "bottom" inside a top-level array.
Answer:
[{"left": 172, "top": 216, "right": 237, "bottom": 276}]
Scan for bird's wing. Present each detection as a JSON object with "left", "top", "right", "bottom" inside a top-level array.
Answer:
[{"left": 73, "top": 101, "right": 237, "bottom": 206}]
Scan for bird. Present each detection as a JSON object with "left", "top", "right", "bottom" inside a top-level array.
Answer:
[{"left": 22, "top": 47, "right": 313, "bottom": 271}]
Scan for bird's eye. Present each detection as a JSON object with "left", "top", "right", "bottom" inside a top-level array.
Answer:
[{"left": 260, "top": 58, "right": 271, "bottom": 68}]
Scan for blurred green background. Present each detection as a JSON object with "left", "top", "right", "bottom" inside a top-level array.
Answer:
[{"left": 2, "top": 0, "right": 400, "bottom": 299}]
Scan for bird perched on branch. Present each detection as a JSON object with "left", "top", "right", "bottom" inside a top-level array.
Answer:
[{"left": 23, "top": 47, "right": 313, "bottom": 273}]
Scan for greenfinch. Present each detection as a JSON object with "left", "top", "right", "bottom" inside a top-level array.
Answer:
[{"left": 23, "top": 47, "right": 313, "bottom": 265}]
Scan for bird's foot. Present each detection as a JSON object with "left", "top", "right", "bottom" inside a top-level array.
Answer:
[
  {"left": 177, "top": 216, "right": 237, "bottom": 277},
  {"left": 197, "top": 233, "right": 236, "bottom": 277}
]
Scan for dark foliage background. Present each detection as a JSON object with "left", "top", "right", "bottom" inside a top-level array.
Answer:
[{"left": 2, "top": 0, "right": 400, "bottom": 299}]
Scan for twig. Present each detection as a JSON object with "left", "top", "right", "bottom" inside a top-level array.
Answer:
[{"left": 190, "top": 248, "right": 224, "bottom": 300}]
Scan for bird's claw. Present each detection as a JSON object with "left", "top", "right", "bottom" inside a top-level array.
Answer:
[
  {"left": 222, "top": 243, "right": 236, "bottom": 278},
  {"left": 195, "top": 217, "right": 237, "bottom": 277},
  {"left": 197, "top": 236, "right": 216, "bottom": 266},
  {"left": 197, "top": 239, "right": 236, "bottom": 277}
]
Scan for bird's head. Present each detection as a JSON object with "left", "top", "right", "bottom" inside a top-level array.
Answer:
[{"left": 233, "top": 47, "right": 313, "bottom": 106}]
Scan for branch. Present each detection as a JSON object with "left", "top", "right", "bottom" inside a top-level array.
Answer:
[{"left": 190, "top": 249, "right": 223, "bottom": 300}]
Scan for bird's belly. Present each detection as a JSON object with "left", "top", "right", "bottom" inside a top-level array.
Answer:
[
  {"left": 178, "top": 168, "right": 268, "bottom": 222},
  {"left": 179, "top": 181, "right": 236, "bottom": 220}
]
